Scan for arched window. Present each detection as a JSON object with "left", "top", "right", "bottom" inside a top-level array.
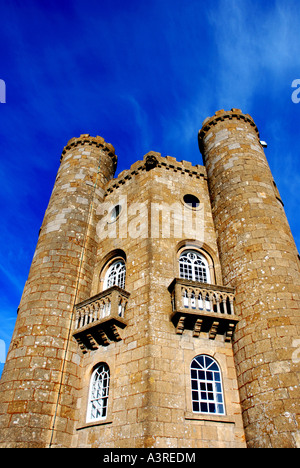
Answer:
[
  {"left": 87, "top": 363, "right": 110, "bottom": 423},
  {"left": 104, "top": 259, "right": 126, "bottom": 290},
  {"left": 179, "top": 250, "right": 210, "bottom": 283},
  {"left": 190, "top": 355, "right": 225, "bottom": 415}
]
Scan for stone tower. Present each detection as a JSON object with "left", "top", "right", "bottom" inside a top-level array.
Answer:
[
  {"left": 199, "top": 109, "right": 300, "bottom": 448},
  {"left": 0, "top": 135, "right": 117, "bottom": 447},
  {"left": 0, "top": 109, "right": 299, "bottom": 449}
]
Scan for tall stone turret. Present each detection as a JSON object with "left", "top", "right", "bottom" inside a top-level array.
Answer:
[
  {"left": 0, "top": 135, "right": 117, "bottom": 447},
  {"left": 199, "top": 109, "right": 300, "bottom": 448}
]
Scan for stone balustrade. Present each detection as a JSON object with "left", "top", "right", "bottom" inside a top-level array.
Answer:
[
  {"left": 73, "top": 286, "right": 130, "bottom": 352},
  {"left": 168, "top": 278, "right": 239, "bottom": 342}
]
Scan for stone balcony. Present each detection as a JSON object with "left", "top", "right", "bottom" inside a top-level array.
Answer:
[
  {"left": 168, "top": 278, "right": 239, "bottom": 342},
  {"left": 73, "top": 286, "right": 130, "bottom": 352}
]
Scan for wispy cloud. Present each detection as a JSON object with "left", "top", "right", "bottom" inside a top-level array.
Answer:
[{"left": 206, "top": 0, "right": 300, "bottom": 110}]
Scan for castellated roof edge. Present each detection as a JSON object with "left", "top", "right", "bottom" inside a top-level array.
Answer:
[
  {"left": 198, "top": 109, "right": 260, "bottom": 153},
  {"left": 104, "top": 151, "right": 207, "bottom": 195},
  {"left": 60, "top": 134, "right": 117, "bottom": 167}
]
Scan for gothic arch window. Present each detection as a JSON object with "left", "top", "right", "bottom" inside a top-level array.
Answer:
[
  {"left": 103, "top": 258, "right": 126, "bottom": 290},
  {"left": 179, "top": 250, "right": 211, "bottom": 284},
  {"left": 190, "top": 355, "right": 225, "bottom": 415},
  {"left": 87, "top": 363, "right": 110, "bottom": 423}
]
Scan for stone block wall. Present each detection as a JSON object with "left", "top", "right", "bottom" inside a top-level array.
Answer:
[{"left": 72, "top": 152, "right": 245, "bottom": 448}]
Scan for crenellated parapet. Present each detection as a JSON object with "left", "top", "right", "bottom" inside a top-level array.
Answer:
[{"left": 61, "top": 134, "right": 117, "bottom": 170}]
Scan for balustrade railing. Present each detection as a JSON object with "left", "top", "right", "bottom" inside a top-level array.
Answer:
[
  {"left": 73, "top": 286, "right": 130, "bottom": 351},
  {"left": 181, "top": 285, "right": 234, "bottom": 316},
  {"left": 168, "top": 278, "right": 239, "bottom": 341},
  {"left": 74, "top": 287, "right": 129, "bottom": 330}
]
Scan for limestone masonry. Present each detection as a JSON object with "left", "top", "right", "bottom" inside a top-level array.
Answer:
[{"left": 0, "top": 109, "right": 299, "bottom": 448}]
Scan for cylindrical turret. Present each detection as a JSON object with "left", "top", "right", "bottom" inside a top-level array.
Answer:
[
  {"left": 0, "top": 135, "right": 116, "bottom": 447},
  {"left": 199, "top": 109, "right": 300, "bottom": 448}
]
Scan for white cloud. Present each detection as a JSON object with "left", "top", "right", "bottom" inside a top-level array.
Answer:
[{"left": 206, "top": 0, "right": 300, "bottom": 109}]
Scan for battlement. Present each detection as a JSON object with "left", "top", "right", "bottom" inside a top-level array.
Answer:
[
  {"left": 61, "top": 134, "right": 117, "bottom": 169},
  {"left": 105, "top": 151, "right": 207, "bottom": 195},
  {"left": 198, "top": 109, "right": 260, "bottom": 154}
]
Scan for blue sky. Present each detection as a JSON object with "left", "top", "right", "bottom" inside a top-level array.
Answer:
[{"left": 0, "top": 0, "right": 300, "bottom": 377}]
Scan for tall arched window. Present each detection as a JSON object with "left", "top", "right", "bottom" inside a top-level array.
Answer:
[
  {"left": 179, "top": 250, "right": 210, "bottom": 283},
  {"left": 190, "top": 355, "right": 225, "bottom": 415},
  {"left": 87, "top": 363, "right": 110, "bottom": 423},
  {"left": 104, "top": 259, "right": 126, "bottom": 290}
]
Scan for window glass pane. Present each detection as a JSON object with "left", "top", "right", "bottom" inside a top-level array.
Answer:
[
  {"left": 190, "top": 355, "right": 225, "bottom": 416},
  {"left": 196, "top": 355, "right": 204, "bottom": 367},
  {"left": 217, "top": 404, "right": 224, "bottom": 413},
  {"left": 87, "top": 364, "right": 110, "bottom": 422},
  {"left": 183, "top": 194, "right": 200, "bottom": 208},
  {"left": 215, "top": 382, "right": 222, "bottom": 392},
  {"left": 110, "top": 204, "right": 122, "bottom": 221},
  {"left": 209, "top": 403, "right": 216, "bottom": 413},
  {"left": 207, "top": 383, "right": 213, "bottom": 392},
  {"left": 191, "top": 380, "right": 198, "bottom": 390},
  {"left": 191, "top": 359, "right": 201, "bottom": 369},
  {"left": 179, "top": 250, "right": 210, "bottom": 283},
  {"left": 200, "top": 402, "right": 208, "bottom": 412},
  {"left": 192, "top": 402, "right": 200, "bottom": 412},
  {"left": 209, "top": 362, "right": 219, "bottom": 371},
  {"left": 204, "top": 356, "right": 213, "bottom": 367},
  {"left": 104, "top": 260, "right": 126, "bottom": 290}
]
